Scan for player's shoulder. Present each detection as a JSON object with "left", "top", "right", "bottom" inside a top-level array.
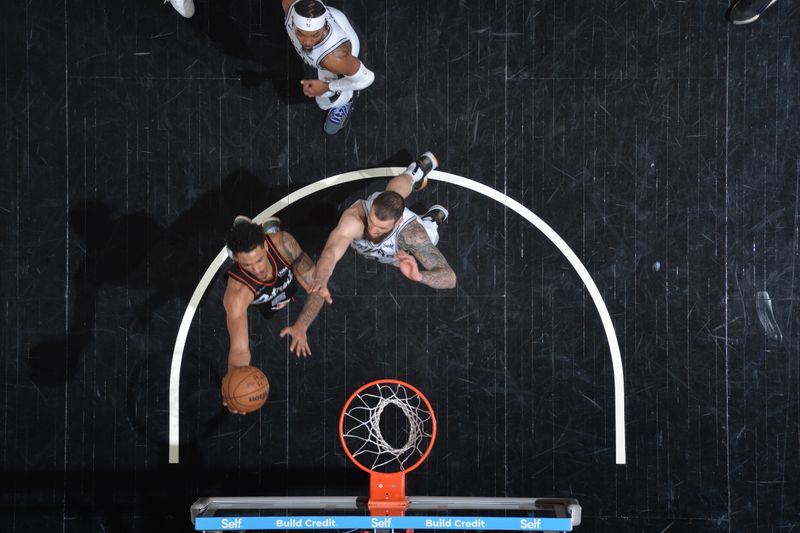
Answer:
[
  {"left": 319, "top": 41, "right": 356, "bottom": 73},
  {"left": 226, "top": 265, "right": 250, "bottom": 287},
  {"left": 343, "top": 202, "right": 366, "bottom": 222},
  {"left": 281, "top": 0, "right": 295, "bottom": 15},
  {"left": 330, "top": 40, "right": 354, "bottom": 59},
  {"left": 267, "top": 231, "right": 302, "bottom": 260},
  {"left": 266, "top": 230, "right": 293, "bottom": 245},
  {"left": 332, "top": 205, "right": 363, "bottom": 237},
  {"left": 224, "top": 272, "right": 254, "bottom": 307},
  {"left": 397, "top": 219, "right": 429, "bottom": 242}
]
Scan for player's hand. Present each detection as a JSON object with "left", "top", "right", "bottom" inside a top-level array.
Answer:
[
  {"left": 315, "top": 285, "right": 333, "bottom": 305},
  {"left": 300, "top": 79, "right": 330, "bottom": 98},
  {"left": 396, "top": 251, "right": 423, "bottom": 282},
  {"left": 280, "top": 324, "right": 312, "bottom": 357},
  {"left": 309, "top": 275, "right": 333, "bottom": 304},
  {"left": 222, "top": 375, "right": 246, "bottom": 415},
  {"left": 222, "top": 399, "right": 246, "bottom": 415}
]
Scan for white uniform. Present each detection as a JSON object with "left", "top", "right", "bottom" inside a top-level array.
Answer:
[
  {"left": 285, "top": 1, "right": 360, "bottom": 110},
  {"left": 350, "top": 192, "right": 440, "bottom": 266}
]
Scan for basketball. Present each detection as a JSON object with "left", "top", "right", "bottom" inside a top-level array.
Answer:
[{"left": 221, "top": 366, "right": 269, "bottom": 413}]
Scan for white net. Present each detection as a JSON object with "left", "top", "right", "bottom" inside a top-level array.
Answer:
[{"left": 341, "top": 381, "right": 435, "bottom": 473}]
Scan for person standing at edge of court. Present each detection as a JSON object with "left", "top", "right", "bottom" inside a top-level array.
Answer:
[{"left": 282, "top": 0, "right": 375, "bottom": 134}]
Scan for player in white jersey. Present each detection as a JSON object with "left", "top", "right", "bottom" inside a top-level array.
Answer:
[
  {"left": 310, "top": 152, "right": 457, "bottom": 297},
  {"left": 282, "top": 0, "right": 375, "bottom": 134}
]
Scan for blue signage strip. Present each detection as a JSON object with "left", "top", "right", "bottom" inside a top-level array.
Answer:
[{"left": 195, "top": 515, "right": 572, "bottom": 531}]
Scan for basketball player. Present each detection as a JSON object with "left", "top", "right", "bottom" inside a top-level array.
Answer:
[
  {"left": 310, "top": 152, "right": 457, "bottom": 297},
  {"left": 282, "top": 0, "right": 375, "bottom": 134},
  {"left": 223, "top": 217, "right": 331, "bottom": 413}
]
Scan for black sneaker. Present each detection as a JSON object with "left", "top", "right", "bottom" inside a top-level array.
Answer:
[
  {"left": 405, "top": 151, "right": 439, "bottom": 191},
  {"left": 421, "top": 205, "right": 448, "bottom": 225},
  {"left": 728, "top": 0, "right": 778, "bottom": 24}
]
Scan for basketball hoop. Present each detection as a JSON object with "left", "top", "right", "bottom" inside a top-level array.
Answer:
[
  {"left": 339, "top": 379, "right": 437, "bottom": 517},
  {"left": 193, "top": 378, "right": 582, "bottom": 531}
]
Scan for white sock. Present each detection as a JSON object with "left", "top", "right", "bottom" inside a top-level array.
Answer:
[{"left": 404, "top": 162, "right": 425, "bottom": 184}]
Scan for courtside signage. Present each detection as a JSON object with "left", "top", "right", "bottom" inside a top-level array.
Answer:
[{"left": 196, "top": 515, "right": 573, "bottom": 531}]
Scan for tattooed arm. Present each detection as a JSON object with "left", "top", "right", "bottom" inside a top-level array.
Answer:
[
  {"left": 396, "top": 221, "right": 457, "bottom": 289},
  {"left": 319, "top": 41, "right": 362, "bottom": 76},
  {"left": 271, "top": 232, "right": 329, "bottom": 357}
]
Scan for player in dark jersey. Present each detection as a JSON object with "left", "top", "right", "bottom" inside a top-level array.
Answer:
[{"left": 222, "top": 217, "right": 332, "bottom": 414}]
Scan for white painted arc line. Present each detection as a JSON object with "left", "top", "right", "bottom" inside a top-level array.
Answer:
[
  {"left": 168, "top": 168, "right": 626, "bottom": 465},
  {"left": 432, "top": 170, "right": 626, "bottom": 465}
]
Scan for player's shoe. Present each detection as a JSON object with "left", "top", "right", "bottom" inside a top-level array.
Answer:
[
  {"left": 728, "top": 0, "right": 778, "bottom": 24},
  {"left": 323, "top": 101, "right": 354, "bottom": 135},
  {"left": 233, "top": 215, "right": 281, "bottom": 234},
  {"left": 166, "top": 0, "right": 195, "bottom": 18},
  {"left": 421, "top": 205, "right": 448, "bottom": 225},
  {"left": 261, "top": 217, "right": 281, "bottom": 234},
  {"left": 405, "top": 151, "right": 438, "bottom": 191}
]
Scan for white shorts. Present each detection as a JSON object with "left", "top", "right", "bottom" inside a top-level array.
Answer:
[{"left": 418, "top": 217, "right": 440, "bottom": 246}]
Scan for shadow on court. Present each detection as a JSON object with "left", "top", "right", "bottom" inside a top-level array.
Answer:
[
  {"left": 25, "top": 157, "right": 408, "bottom": 386},
  {"left": 185, "top": 0, "right": 308, "bottom": 103}
]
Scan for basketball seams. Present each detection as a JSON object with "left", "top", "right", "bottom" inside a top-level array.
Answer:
[
  {"left": 232, "top": 371, "right": 267, "bottom": 411},
  {"left": 221, "top": 366, "right": 269, "bottom": 413}
]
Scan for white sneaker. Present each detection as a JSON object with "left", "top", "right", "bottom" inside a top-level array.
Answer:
[
  {"left": 421, "top": 205, "right": 448, "bottom": 225},
  {"left": 166, "top": 0, "right": 195, "bottom": 18},
  {"left": 232, "top": 215, "right": 281, "bottom": 234},
  {"left": 261, "top": 217, "right": 281, "bottom": 234},
  {"left": 406, "top": 151, "right": 438, "bottom": 191}
]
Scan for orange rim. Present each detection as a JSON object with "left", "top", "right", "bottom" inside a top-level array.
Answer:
[{"left": 339, "top": 378, "right": 437, "bottom": 475}]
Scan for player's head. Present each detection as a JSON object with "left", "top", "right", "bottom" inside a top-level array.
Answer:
[
  {"left": 226, "top": 221, "right": 269, "bottom": 279},
  {"left": 366, "top": 191, "right": 404, "bottom": 242},
  {"left": 292, "top": 0, "right": 328, "bottom": 50}
]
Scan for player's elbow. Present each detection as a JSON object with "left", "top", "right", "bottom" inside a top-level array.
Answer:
[
  {"left": 328, "top": 63, "right": 374, "bottom": 92},
  {"left": 360, "top": 67, "right": 375, "bottom": 90},
  {"left": 445, "top": 270, "right": 457, "bottom": 289}
]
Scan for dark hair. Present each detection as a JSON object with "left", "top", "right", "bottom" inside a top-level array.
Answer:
[
  {"left": 225, "top": 221, "right": 264, "bottom": 255},
  {"left": 372, "top": 191, "right": 405, "bottom": 221},
  {"left": 294, "top": 0, "right": 327, "bottom": 18}
]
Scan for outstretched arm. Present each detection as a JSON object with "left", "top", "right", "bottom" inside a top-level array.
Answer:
[
  {"left": 222, "top": 278, "right": 255, "bottom": 414},
  {"left": 289, "top": 251, "right": 328, "bottom": 329},
  {"left": 310, "top": 207, "right": 364, "bottom": 296},
  {"left": 396, "top": 221, "right": 457, "bottom": 289},
  {"left": 223, "top": 279, "right": 255, "bottom": 369},
  {"left": 272, "top": 232, "right": 328, "bottom": 357},
  {"left": 281, "top": 0, "right": 294, "bottom": 14}
]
